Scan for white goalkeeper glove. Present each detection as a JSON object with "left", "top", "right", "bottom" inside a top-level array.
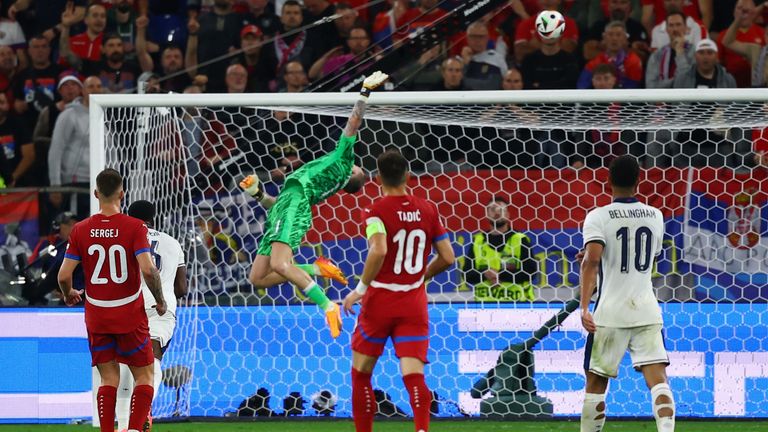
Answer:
[
  {"left": 239, "top": 174, "right": 264, "bottom": 200},
  {"left": 360, "top": 71, "right": 389, "bottom": 98}
]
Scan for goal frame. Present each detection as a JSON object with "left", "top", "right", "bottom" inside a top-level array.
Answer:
[{"left": 89, "top": 88, "right": 768, "bottom": 213}]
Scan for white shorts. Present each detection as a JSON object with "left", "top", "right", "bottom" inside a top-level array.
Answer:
[
  {"left": 584, "top": 324, "right": 669, "bottom": 378},
  {"left": 146, "top": 308, "right": 176, "bottom": 349}
]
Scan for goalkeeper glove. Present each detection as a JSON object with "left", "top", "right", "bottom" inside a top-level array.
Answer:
[
  {"left": 239, "top": 174, "right": 264, "bottom": 200},
  {"left": 360, "top": 71, "right": 389, "bottom": 98}
]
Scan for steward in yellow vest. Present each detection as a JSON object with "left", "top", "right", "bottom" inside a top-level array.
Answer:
[{"left": 463, "top": 197, "right": 536, "bottom": 301}]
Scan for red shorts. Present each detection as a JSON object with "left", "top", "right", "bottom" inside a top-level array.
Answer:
[
  {"left": 87, "top": 320, "right": 154, "bottom": 367},
  {"left": 351, "top": 312, "right": 430, "bottom": 364}
]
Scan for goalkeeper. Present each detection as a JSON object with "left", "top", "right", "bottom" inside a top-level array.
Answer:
[{"left": 240, "top": 71, "right": 389, "bottom": 339}]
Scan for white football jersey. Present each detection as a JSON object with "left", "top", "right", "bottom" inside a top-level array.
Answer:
[
  {"left": 582, "top": 198, "right": 665, "bottom": 328},
  {"left": 141, "top": 228, "right": 185, "bottom": 315}
]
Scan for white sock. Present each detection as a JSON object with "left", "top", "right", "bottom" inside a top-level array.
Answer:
[
  {"left": 651, "top": 383, "right": 675, "bottom": 432},
  {"left": 153, "top": 358, "right": 162, "bottom": 401},
  {"left": 116, "top": 363, "right": 134, "bottom": 431},
  {"left": 581, "top": 392, "right": 606, "bottom": 432}
]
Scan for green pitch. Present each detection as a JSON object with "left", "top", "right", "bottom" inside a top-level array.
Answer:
[{"left": 2, "top": 421, "right": 766, "bottom": 432}]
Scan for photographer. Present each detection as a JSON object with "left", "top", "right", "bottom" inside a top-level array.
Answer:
[{"left": 24, "top": 212, "right": 83, "bottom": 305}]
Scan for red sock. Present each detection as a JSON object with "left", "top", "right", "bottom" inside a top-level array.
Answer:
[
  {"left": 128, "top": 384, "right": 154, "bottom": 430},
  {"left": 351, "top": 368, "right": 374, "bottom": 432},
  {"left": 403, "top": 373, "right": 431, "bottom": 432},
  {"left": 96, "top": 385, "right": 117, "bottom": 432}
]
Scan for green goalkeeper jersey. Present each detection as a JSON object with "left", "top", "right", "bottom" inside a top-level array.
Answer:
[{"left": 284, "top": 134, "right": 357, "bottom": 206}]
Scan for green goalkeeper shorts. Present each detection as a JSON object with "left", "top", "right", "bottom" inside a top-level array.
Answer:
[{"left": 256, "top": 182, "right": 312, "bottom": 256}]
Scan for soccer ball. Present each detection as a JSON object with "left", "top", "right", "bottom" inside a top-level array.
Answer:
[{"left": 536, "top": 10, "right": 566, "bottom": 40}]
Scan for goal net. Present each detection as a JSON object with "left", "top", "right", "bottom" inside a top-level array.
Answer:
[{"left": 90, "top": 90, "right": 768, "bottom": 420}]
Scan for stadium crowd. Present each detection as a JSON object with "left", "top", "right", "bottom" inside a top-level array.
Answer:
[{"left": 1, "top": 0, "right": 768, "bottom": 305}]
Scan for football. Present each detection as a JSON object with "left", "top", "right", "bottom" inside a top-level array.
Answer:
[{"left": 535, "top": 10, "right": 566, "bottom": 40}]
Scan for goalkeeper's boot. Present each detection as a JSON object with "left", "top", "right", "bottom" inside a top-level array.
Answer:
[
  {"left": 315, "top": 256, "right": 348, "bottom": 285},
  {"left": 325, "top": 302, "right": 342, "bottom": 339}
]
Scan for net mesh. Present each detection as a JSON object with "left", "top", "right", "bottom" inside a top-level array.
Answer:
[{"left": 99, "top": 96, "right": 768, "bottom": 419}]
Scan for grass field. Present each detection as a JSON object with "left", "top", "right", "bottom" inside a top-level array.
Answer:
[{"left": 1, "top": 421, "right": 765, "bottom": 432}]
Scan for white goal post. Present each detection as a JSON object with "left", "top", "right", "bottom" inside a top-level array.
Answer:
[{"left": 89, "top": 89, "right": 768, "bottom": 420}]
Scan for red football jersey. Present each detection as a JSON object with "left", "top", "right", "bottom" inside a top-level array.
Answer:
[
  {"left": 359, "top": 195, "right": 448, "bottom": 317},
  {"left": 65, "top": 213, "right": 151, "bottom": 334}
]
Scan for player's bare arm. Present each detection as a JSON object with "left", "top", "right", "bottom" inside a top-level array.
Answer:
[
  {"left": 424, "top": 238, "right": 456, "bottom": 280},
  {"left": 343, "top": 232, "right": 387, "bottom": 315},
  {"left": 174, "top": 265, "right": 189, "bottom": 299},
  {"left": 57, "top": 257, "right": 83, "bottom": 306},
  {"left": 137, "top": 252, "right": 166, "bottom": 315},
  {"left": 579, "top": 242, "right": 604, "bottom": 334},
  {"left": 343, "top": 71, "right": 389, "bottom": 138}
]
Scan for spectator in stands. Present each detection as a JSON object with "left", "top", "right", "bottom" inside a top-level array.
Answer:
[
  {"left": 716, "top": 0, "right": 764, "bottom": 88},
  {"left": 646, "top": 12, "right": 695, "bottom": 88},
  {"left": 433, "top": 57, "right": 470, "bottom": 91},
  {"left": 136, "top": 16, "right": 200, "bottom": 93},
  {"left": 308, "top": 24, "right": 372, "bottom": 81},
  {"left": 708, "top": 0, "right": 736, "bottom": 39},
  {"left": 106, "top": 0, "right": 139, "bottom": 59},
  {"left": 592, "top": 63, "right": 619, "bottom": 89},
  {"left": 48, "top": 76, "right": 102, "bottom": 219},
  {"left": 404, "top": 0, "right": 447, "bottom": 36},
  {"left": 641, "top": 0, "right": 709, "bottom": 36},
  {"left": 577, "top": 21, "right": 643, "bottom": 89},
  {"left": 514, "top": 0, "right": 579, "bottom": 64},
  {"left": 304, "top": 0, "right": 337, "bottom": 54},
  {"left": 521, "top": 27, "right": 579, "bottom": 89},
  {"left": 60, "top": 3, "right": 107, "bottom": 65},
  {"left": 502, "top": 68, "right": 525, "bottom": 90},
  {"left": 243, "top": 0, "right": 279, "bottom": 36},
  {"left": 583, "top": 0, "right": 649, "bottom": 62},
  {"left": 0, "top": 7, "right": 28, "bottom": 69},
  {"left": 333, "top": 3, "right": 360, "bottom": 43},
  {"left": 13, "top": 35, "right": 62, "bottom": 131},
  {"left": 0, "top": 92, "right": 34, "bottom": 187},
  {"left": 263, "top": 0, "right": 319, "bottom": 90},
  {"left": 372, "top": 0, "right": 419, "bottom": 49},
  {"left": 391, "top": 44, "right": 443, "bottom": 91},
  {"left": 225, "top": 63, "right": 248, "bottom": 93},
  {"left": 81, "top": 33, "right": 146, "bottom": 93},
  {"left": 673, "top": 39, "right": 736, "bottom": 88},
  {"left": 234, "top": 24, "right": 274, "bottom": 92},
  {"left": 33, "top": 75, "right": 82, "bottom": 188},
  {"left": 649, "top": 0, "right": 708, "bottom": 51},
  {"left": 281, "top": 60, "right": 308, "bottom": 92},
  {"left": 461, "top": 22, "right": 508, "bottom": 90},
  {"left": 9, "top": 0, "right": 86, "bottom": 43},
  {"left": 722, "top": 5, "right": 768, "bottom": 87},
  {"left": 0, "top": 45, "right": 16, "bottom": 103},
  {"left": 464, "top": 197, "right": 537, "bottom": 302},
  {"left": 195, "top": 0, "right": 243, "bottom": 93}
]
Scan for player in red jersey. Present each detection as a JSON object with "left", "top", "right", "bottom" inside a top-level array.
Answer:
[
  {"left": 58, "top": 169, "right": 166, "bottom": 432},
  {"left": 342, "top": 150, "right": 455, "bottom": 432}
]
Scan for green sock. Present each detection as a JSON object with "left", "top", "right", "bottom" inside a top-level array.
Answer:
[
  {"left": 296, "top": 264, "right": 316, "bottom": 276},
  {"left": 304, "top": 282, "right": 332, "bottom": 311}
]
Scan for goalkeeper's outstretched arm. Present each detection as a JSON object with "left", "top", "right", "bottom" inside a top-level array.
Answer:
[{"left": 343, "top": 71, "right": 389, "bottom": 138}]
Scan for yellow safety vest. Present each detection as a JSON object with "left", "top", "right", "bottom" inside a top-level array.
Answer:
[{"left": 472, "top": 232, "right": 534, "bottom": 302}]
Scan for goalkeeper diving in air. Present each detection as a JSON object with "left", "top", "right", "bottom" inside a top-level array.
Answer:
[{"left": 239, "top": 71, "right": 389, "bottom": 339}]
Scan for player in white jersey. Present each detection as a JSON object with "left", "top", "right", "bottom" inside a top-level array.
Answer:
[
  {"left": 579, "top": 156, "right": 675, "bottom": 432},
  {"left": 114, "top": 200, "right": 187, "bottom": 431}
]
